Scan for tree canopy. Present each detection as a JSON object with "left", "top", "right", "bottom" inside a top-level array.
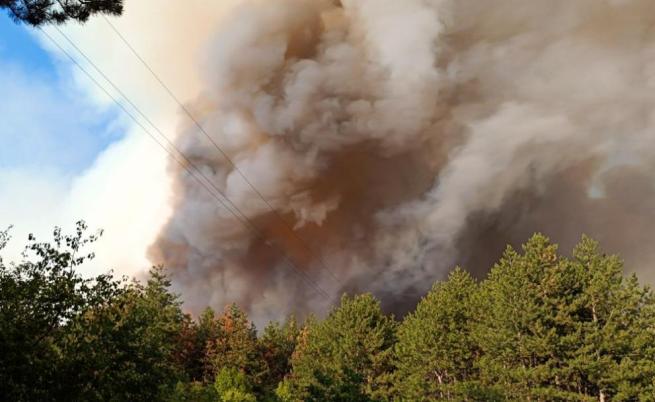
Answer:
[
  {"left": 2, "top": 224, "right": 654, "bottom": 401},
  {"left": 1, "top": 0, "right": 122, "bottom": 26},
  {"left": 280, "top": 294, "right": 397, "bottom": 401}
]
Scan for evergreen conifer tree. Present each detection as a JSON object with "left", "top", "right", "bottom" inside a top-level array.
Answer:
[
  {"left": 393, "top": 268, "right": 489, "bottom": 400},
  {"left": 283, "top": 294, "right": 397, "bottom": 401}
]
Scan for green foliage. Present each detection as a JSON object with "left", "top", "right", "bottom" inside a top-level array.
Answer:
[
  {"left": 3, "top": 224, "right": 655, "bottom": 402},
  {"left": 174, "top": 307, "right": 223, "bottom": 383},
  {"left": 181, "top": 305, "right": 299, "bottom": 401},
  {"left": 567, "top": 237, "right": 655, "bottom": 401},
  {"left": 473, "top": 234, "right": 564, "bottom": 399},
  {"left": 474, "top": 234, "right": 655, "bottom": 401},
  {"left": 62, "top": 265, "right": 187, "bottom": 401},
  {"left": 204, "top": 304, "right": 262, "bottom": 383},
  {"left": 1, "top": 0, "right": 123, "bottom": 26},
  {"left": 168, "top": 381, "right": 217, "bottom": 402},
  {"left": 0, "top": 224, "right": 187, "bottom": 401},
  {"left": 258, "top": 316, "right": 299, "bottom": 396},
  {"left": 275, "top": 379, "right": 297, "bottom": 402},
  {"left": 0, "top": 222, "right": 123, "bottom": 401},
  {"left": 393, "top": 267, "right": 484, "bottom": 400},
  {"left": 284, "top": 294, "right": 397, "bottom": 402},
  {"left": 213, "top": 367, "right": 257, "bottom": 402}
]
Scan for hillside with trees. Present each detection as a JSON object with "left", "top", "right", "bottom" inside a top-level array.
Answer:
[{"left": 1, "top": 223, "right": 654, "bottom": 401}]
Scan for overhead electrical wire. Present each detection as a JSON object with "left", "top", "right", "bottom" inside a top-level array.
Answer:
[
  {"left": 39, "top": 25, "right": 331, "bottom": 300},
  {"left": 101, "top": 15, "right": 344, "bottom": 288}
]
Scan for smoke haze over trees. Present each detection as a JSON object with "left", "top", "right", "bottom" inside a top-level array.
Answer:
[{"left": 2, "top": 224, "right": 655, "bottom": 401}]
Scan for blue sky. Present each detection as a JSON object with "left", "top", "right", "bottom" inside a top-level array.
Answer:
[{"left": 0, "top": 13, "right": 124, "bottom": 175}]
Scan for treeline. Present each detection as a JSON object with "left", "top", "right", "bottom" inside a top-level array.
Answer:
[{"left": 2, "top": 223, "right": 655, "bottom": 401}]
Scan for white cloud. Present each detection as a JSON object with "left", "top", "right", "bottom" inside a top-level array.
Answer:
[{"left": 0, "top": 60, "right": 122, "bottom": 171}]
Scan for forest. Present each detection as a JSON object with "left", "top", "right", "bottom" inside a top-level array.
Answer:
[{"left": 1, "top": 222, "right": 654, "bottom": 402}]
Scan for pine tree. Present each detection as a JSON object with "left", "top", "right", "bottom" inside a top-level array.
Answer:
[
  {"left": 204, "top": 304, "right": 264, "bottom": 391},
  {"left": 258, "top": 316, "right": 299, "bottom": 397},
  {"left": 393, "top": 268, "right": 489, "bottom": 400},
  {"left": 2, "top": 0, "right": 122, "bottom": 26},
  {"left": 563, "top": 236, "right": 655, "bottom": 401},
  {"left": 473, "top": 234, "right": 655, "bottom": 400},
  {"left": 473, "top": 234, "right": 572, "bottom": 400},
  {"left": 174, "top": 307, "right": 223, "bottom": 383},
  {"left": 168, "top": 381, "right": 217, "bottom": 402},
  {"left": 62, "top": 266, "right": 187, "bottom": 401},
  {"left": 283, "top": 294, "right": 397, "bottom": 402}
]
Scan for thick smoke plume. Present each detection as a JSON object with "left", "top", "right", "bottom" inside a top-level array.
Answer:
[{"left": 150, "top": 0, "right": 655, "bottom": 322}]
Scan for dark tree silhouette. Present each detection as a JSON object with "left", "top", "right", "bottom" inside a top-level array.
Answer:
[{"left": 1, "top": 0, "right": 122, "bottom": 26}]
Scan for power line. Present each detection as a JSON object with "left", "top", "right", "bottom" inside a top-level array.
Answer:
[
  {"left": 51, "top": 26, "right": 248, "bottom": 226},
  {"left": 48, "top": 25, "right": 330, "bottom": 300},
  {"left": 101, "top": 15, "right": 344, "bottom": 288},
  {"left": 39, "top": 25, "right": 330, "bottom": 300}
]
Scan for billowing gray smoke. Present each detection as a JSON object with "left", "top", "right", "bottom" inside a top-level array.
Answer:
[{"left": 150, "top": 0, "right": 655, "bottom": 322}]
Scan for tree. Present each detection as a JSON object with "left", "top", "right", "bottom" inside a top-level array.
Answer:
[
  {"left": 0, "top": 222, "right": 123, "bottom": 401},
  {"left": 2, "top": 0, "right": 122, "bottom": 26},
  {"left": 60, "top": 266, "right": 187, "bottom": 401},
  {"left": 204, "top": 304, "right": 263, "bottom": 388},
  {"left": 283, "top": 294, "right": 397, "bottom": 402},
  {"left": 472, "top": 234, "right": 567, "bottom": 399},
  {"left": 179, "top": 308, "right": 298, "bottom": 401},
  {"left": 174, "top": 307, "right": 223, "bottom": 383},
  {"left": 473, "top": 234, "right": 655, "bottom": 401},
  {"left": 168, "top": 381, "right": 217, "bottom": 402},
  {"left": 258, "top": 316, "right": 299, "bottom": 397},
  {"left": 214, "top": 367, "right": 257, "bottom": 402},
  {"left": 564, "top": 237, "right": 655, "bottom": 401},
  {"left": 393, "top": 268, "right": 492, "bottom": 400},
  {"left": 5, "top": 221, "right": 655, "bottom": 401}
]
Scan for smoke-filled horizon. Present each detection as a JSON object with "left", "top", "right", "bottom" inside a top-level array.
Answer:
[{"left": 149, "top": 0, "right": 655, "bottom": 323}]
